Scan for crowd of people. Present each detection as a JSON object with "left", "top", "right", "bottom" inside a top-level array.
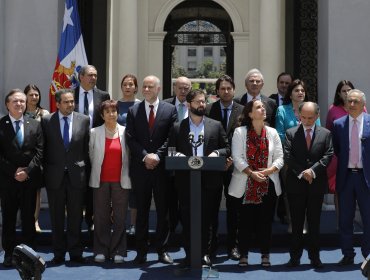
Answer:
[{"left": 0, "top": 65, "right": 369, "bottom": 273}]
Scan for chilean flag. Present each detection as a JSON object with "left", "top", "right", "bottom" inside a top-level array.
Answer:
[{"left": 49, "top": 0, "right": 88, "bottom": 112}]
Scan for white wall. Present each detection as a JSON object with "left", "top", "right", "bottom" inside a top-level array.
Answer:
[
  {"left": 318, "top": 0, "right": 370, "bottom": 124},
  {"left": 0, "top": 0, "right": 62, "bottom": 114}
]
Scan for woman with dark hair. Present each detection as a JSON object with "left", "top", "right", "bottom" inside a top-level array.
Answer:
[
  {"left": 24, "top": 84, "right": 49, "bottom": 232},
  {"left": 89, "top": 99, "right": 131, "bottom": 263},
  {"left": 229, "top": 99, "right": 284, "bottom": 267},
  {"left": 117, "top": 74, "right": 141, "bottom": 236},
  {"left": 275, "top": 79, "right": 320, "bottom": 143}
]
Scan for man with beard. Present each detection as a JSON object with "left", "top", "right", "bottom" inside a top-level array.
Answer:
[{"left": 168, "top": 89, "right": 230, "bottom": 268}]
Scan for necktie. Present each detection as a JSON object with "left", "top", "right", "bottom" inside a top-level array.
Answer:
[
  {"left": 15, "top": 120, "right": 23, "bottom": 146},
  {"left": 178, "top": 103, "right": 185, "bottom": 121},
  {"left": 148, "top": 105, "right": 155, "bottom": 131},
  {"left": 306, "top": 128, "right": 312, "bottom": 150},
  {"left": 84, "top": 91, "right": 89, "bottom": 116},
  {"left": 350, "top": 119, "right": 359, "bottom": 167},
  {"left": 222, "top": 108, "right": 228, "bottom": 131},
  {"left": 63, "top": 116, "right": 70, "bottom": 149}
]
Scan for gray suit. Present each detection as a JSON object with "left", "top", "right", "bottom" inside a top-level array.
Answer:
[{"left": 41, "top": 111, "right": 90, "bottom": 259}]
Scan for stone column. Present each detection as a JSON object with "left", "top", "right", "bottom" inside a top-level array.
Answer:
[
  {"left": 259, "top": 0, "right": 283, "bottom": 95},
  {"left": 107, "top": 0, "right": 138, "bottom": 100},
  {"left": 231, "top": 32, "right": 250, "bottom": 97}
]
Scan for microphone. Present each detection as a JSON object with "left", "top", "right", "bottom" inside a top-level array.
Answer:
[
  {"left": 189, "top": 132, "right": 194, "bottom": 144},
  {"left": 198, "top": 131, "right": 204, "bottom": 144}
]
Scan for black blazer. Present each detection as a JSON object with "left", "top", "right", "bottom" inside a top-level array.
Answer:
[
  {"left": 284, "top": 124, "right": 334, "bottom": 194},
  {"left": 236, "top": 93, "right": 277, "bottom": 127},
  {"left": 74, "top": 87, "right": 110, "bottom": 128},
  {"left": 126, "top": 100, "right": 177, "bottom": 173},
  {"left": 0, "top": 115, "right": 43, "bottom": 188},
  {"left": 41, "top": 112, "right": 90, "bottom": 189},
  {"left": 206, "top": 100, "right": 244, "bottom": 142},
  {"left": 168, "top": 116, "right": 230, "bottom": 189}
]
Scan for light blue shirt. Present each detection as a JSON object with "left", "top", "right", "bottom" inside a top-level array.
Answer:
[
  {"left": 58, "top": 111, "right": 73, "bottom": 142},
  {"left": 189, "top": 117, "right": 205, "bottom": 156}
]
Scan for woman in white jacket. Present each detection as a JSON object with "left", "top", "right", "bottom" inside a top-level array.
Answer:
[
  {"left": 89, "top": 100, "right": 131, "bottom": 263},
  {"left": 229, "top": 99, "right": 284, "bottom": 267}
]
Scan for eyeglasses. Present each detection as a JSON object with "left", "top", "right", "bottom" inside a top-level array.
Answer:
[
  {"left": 191, "top": 100, "right": 206, "bottom": 105},
  {"left": 347, "top": 99, "right": 361, "bottom": 104}
]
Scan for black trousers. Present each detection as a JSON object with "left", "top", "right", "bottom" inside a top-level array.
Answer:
[
  {"left": 238, "top": 180, "right": 277, "bottom": 256},
  {"left": 288, "top": 192, "right": 324, "bottom": 260},
  {"left": 1, "top": 183, "right": 37, "bottom": 258},
  {"left": 47, "top": 172, "right": 85, "bottom": 258}
]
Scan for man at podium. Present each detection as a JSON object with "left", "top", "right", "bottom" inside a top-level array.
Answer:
[{"left": 168, "top": 89, "right": 230, "bottom": 268}]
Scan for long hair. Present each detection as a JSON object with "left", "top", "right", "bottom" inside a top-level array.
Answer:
[
  {"left": 24, "top": 84, "right": 44, "bottom": 109},
  {"left": 238, "top": 99, "right": 260, "bottom": 129},
  {"left": 333, "top": 80, "right": 355, "bottom": 106}
]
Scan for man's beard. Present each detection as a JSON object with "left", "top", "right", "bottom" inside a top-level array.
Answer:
[{"left": 190, "top": 107, "right": 206, "bottom": 116}]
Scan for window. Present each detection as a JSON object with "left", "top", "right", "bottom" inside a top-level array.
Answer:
[
  {"left": 188, "top": 48, "right": 196, "bottom": 57},
  {"left": 204, "top": 47, "right": 213, "bottom": 57},
  {"left": 188, "top": 62, "right": 197, "bottom": 72}
]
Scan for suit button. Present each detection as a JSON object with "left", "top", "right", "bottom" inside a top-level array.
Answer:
[{"left": 150, "top": 140, "right": 152, "bottom": 142}]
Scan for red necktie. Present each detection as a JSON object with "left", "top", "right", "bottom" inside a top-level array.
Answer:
[
  {"left": 148, "top": 105, "right": 155, "bottom": 131},
  {"left": 306, "top": 128, "right": 312, "bottom": 149}
]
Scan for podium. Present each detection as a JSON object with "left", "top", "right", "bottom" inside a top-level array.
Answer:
[{"left": 165, "top": 156, "right": 225, "bottom": 270}]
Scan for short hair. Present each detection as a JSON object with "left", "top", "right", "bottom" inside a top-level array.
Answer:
[
  {"left": 5, "top": 89, "right": 26, "bottom": 107},
  {"left": 298, "top": 101, "right": 320, "bottom": 115},
  {"left": 347, "top": 89, "right": 366, "bottom": 103},
  {"left": 144, "top": 75, "right": 161, "bottom": 87},
  {"left": 99, "top": 99, "right": 118, "bottom": 115},
  {"left": 55, "top": 88, "right": 74, "bottom": 103},
  {"left": 333, "top": 80, "right": 355, "bottom": 106},
  {"left": 24, "top": 84, "right": 43, "bottom": 109},
  {"left": 186, "top": 89, "right": 206, "bottom": 103},
  {"left": 244, "top": 68, "right": 264, "bottom": 85},
  {"left": 283, "top": 79, "right": 308, "bottom": 104},
  {"left": 277, "top": 72, "right": 293, "bottom": 83},
  {"left": 78, "top": 65, "right": 97, "bottom": 80},
  {"left": 215, "top": 75, "right": 235, "bottom": 91},
  {"left": 120, "top": 74, "right": 138, "bottom": 92}
]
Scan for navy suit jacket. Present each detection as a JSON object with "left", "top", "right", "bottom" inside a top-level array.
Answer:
[
  {"left": 74, "top": 87, "right": 110, "bottom": 128},
  {"left": 0, "top": 115, "right": 43, "bottom": 189},
  {"left": 125, "top": 100, "right": 177, "bottom": 176},
  {"left": 333, "top": 113, "right": 370, "bottom": 192}
]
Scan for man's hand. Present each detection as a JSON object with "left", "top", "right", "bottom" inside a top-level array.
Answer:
[
  {"left": 225, "top": 157, "right": 233, "bottom": 170},
  {"left": 302, "top": 169, "right": 313, "bottom": 184},
  {"left": 144, "top": 153, "right": 160, "bottom": 170},
  {"left": 15, "top": 167, "right": 28, "bottom": 182}
]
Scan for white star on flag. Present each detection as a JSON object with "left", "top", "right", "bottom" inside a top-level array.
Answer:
[{"left": 63, "top": 3, "right": 74, "bottom": 32}]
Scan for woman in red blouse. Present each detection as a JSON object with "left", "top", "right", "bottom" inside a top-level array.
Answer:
[{"left": 89, "top": 100, "right": 131, "bottom": 263}]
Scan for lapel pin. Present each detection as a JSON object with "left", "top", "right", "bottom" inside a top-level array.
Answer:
[{"left": 6, "top": 121, "right": 9, "bottom": 124}]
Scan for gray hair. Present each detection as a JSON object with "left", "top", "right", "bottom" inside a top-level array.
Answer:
[
  {"left": 298, "top": 101, "right": 320, "bottom": 115},
  {"left": 347, "top": 89, "right": 366, "bottom": 103},
  {"left": 78, "top": 65, "right": 97, "bottom": 80},
  {"left": 244, "top": 68, "right": 264, "bottom": 84}
]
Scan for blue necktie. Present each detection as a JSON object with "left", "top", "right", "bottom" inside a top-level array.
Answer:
[
  {"left": 178, "top": 103, "right": 185, "bottom": 121},
  {"left": 15, "top": 120, "right": 23, "bottom": 146},
  {"left": 63, "top": 116, "right": 70, "bottom": 149}
]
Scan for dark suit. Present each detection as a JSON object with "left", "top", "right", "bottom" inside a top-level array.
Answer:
[
  {"left": 333, "top": 114, "right": 370, "bottom": 258},
  {"left": 74, "top": 87, "right": 109, "bottom": 232},
  {"left": 74, "top": 87, "right": 110, "bottom": 128},
  {"left": 163, "top": 96, "right": 182, "bottom": 232},
  {"left": 0, "top": 115, "right": 43, "bottom": 258},
  {"left": 168, "top": 116, "right": 230, "bottom": 256},
  {"left": 126, "top": 100, "right": 177, "bottom": 255},
  {"left": 205, "top": 100, "right": 244, "bottom": 252},
  {"left": 41, "top": 112, "right": 90, "bottom": 259},
  {"left": 236, "top": 93, "right": 277, "bottom": 127},
  {"left": 284, "top": 125, "right": 333, "bottom": 261}
]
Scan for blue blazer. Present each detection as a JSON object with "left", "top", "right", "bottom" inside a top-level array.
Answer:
[{"left": 332, "top": 113, "right": 370, "bottom": 192}]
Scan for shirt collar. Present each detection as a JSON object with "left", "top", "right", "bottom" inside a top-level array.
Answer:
[
  {"left": 247, "top": 93, "right": 261, "bottom": 101},
  {"left": 9, "top": 114, "right": 24, "bottom": 123},
  {"left": 220, "top": 101, "right": 233, "bottom": 110},
  {"left": 145, "top": 98, "right": 159, "bottom": 107},
  {"left": 175, "top": 97, "right": 187, "bottom": 107},
  {"left": 349, "top": 112, "right": 363, "bottom": 122},
  {"left": 303, "top": 124, "right": 315, "bottom": 132},
  {"left": 189, "top": 116, "right": 205, "bottom": 128},
  {"left": 80, "top": 87, "right": 93, "bottom": 95},
  {"left": 58, "top": 111, "right": 73, "bottom": 120}
]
